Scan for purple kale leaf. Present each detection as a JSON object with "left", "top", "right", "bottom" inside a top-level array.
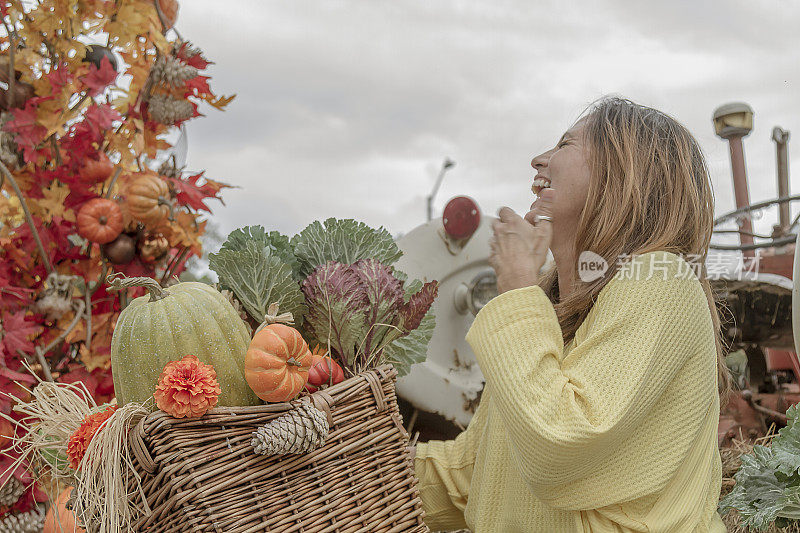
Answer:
[
  {"left": 351, "top": 258, "right": 405, "bottom": 356},
  {"left": 301, "top": 261, "right": 369, "bottom": 366}
]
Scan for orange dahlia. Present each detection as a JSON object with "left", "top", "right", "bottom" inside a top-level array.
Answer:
[
  {"left": 66, "top": 404, "right": 118, "bottom": 470},
  {"left": 154, "top": 355, "right": 221, "bottom": 418}
]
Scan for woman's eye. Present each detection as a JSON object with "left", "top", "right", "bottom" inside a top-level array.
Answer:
[{"left": 557, "top": 141, "right": 568, "bottom": 149}]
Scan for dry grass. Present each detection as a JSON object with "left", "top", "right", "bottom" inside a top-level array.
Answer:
[{"left": 0, "top": 372, "right": 151, "bottom": 533}]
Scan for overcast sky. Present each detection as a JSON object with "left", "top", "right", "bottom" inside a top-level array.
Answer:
[{"left": 176, "top": 0, "right": 799, "bottom": 250}]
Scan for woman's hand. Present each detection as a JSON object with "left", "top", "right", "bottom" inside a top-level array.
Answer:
[{"left": 489, "top": 188, "right": 554, "bottom": 294}]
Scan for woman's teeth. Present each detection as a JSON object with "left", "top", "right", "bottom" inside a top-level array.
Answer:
[{"left": 531, "top": 177, "right": 551, "bottom": 194}]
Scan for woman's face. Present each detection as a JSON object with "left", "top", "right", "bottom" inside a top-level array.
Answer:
[{"left": 527, "top": 119, "right": 592, "bottom": 241}]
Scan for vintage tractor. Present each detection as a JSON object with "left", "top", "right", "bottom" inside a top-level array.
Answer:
[{"left": 394, "top": 102, "right": 797, "bottom": 446}]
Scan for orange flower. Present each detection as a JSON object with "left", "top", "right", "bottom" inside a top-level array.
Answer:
[
  {"left": 154, "top": 355, "right": 221, "bottom": 418},
  {"left": 66, "top": 404, "right": 118, "bottom": 470}
]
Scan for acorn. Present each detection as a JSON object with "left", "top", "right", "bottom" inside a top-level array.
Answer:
[
  {"left": 83, "top": 45, "right": 119, "bottom": 72},
  {"left": 101, "top": 233, "right": 136, "bottom": 264}
]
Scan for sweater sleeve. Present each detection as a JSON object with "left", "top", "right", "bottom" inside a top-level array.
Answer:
[
  {"left": 413, "top": 384, "right": 489, "bottom": 531},
  {"left": 464, "top": 251, "right": 712, "bottom": 509}
]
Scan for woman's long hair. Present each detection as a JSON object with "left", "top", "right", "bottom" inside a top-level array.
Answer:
[{"left": 538, "top": 96, "right": 733, "bottom": 407}]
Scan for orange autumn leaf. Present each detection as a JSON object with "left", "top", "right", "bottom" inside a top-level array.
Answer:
[
  {"left": 66, "top": 311, "right": 116, "bottom": 345},
  {"left": 79, "top": 344, "right": 111, "bottom": 372}
]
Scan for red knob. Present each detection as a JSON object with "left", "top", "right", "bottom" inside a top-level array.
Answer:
[{"left": 442, "top": 196, "right": 481, "bottom": 240}]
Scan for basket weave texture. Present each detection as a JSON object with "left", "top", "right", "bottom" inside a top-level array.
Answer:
[{"left": 124, "top": 364, "right": 429, "bottom": 532}]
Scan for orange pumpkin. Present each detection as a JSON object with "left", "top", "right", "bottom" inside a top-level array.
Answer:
[
  {"left": 43, "top": 487, "right": 85, "bottom": 533},
  {"left": 245, "top": 324, "right": 312, "bottom": 402},
  {"left": 157, "top": 0, "right": 179, "bottom": 29},
  {"left": 79, "top": 152, "right": 114, "bottom": 184},
  {"left": 125, "top": 173, "right": 172, "bottom": 226},
  {"left": 76, "top": 198, "right": 124, "bottom": 244}
]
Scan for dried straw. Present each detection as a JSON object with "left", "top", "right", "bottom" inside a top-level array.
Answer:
[{"left": 0, "top": 368, "right": 151, "bottom": 533}]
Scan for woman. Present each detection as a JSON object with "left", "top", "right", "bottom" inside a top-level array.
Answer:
[{"left": 412, "top": 97, "right": 732, "bottom": 532}]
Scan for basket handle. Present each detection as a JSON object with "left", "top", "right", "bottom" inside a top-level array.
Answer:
[
  {"left": 363, "top": 370, "right": 388, "bottom": 413},
  {"left": 129, "top": 418, "right": 157, "bottom": 474},
  {"left": 305, "top": 390, "right": 335, "bottom": 427}
]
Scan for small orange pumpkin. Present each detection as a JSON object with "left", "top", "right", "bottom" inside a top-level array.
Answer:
[
  {"left": 76, "top": 198, "right": 124, "bottom": 244},
  {"left": 245, "top": 324, "right": 312, "bottom": 402},
  {"left": 79, "top": 152, "right": 114, "bottom": 184},
  {"left": 43, "top": 487, "right": 85, "bottom": 533},
  {"left": 124, "top": 173, "right": 172, "bottom": 226}
]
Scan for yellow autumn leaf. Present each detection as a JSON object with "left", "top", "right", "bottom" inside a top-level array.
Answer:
[
  {"left": 33, "top": 181, "right": 74, "bottom": 223},
  {"left": 79, "top": 344, "right": 111, "bottom": 371},
  {"left": 206, "top": 94, "right": 237, "bottom": 111},
  {"left": 0, "top": 193, "right": 24, "bottom": 226}
]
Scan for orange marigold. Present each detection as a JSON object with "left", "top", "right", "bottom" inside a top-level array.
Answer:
[
  {"left": 154, "top": 354, "right": 221, "bottom": 418},
  {"left": 66, "top": 404, "right": 118, "bottom": 470}
]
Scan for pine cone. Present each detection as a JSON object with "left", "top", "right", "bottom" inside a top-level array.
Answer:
[
  {"left": 252, "top": 404, "right": 329, "bottom": 456},
  {"left": 0, "top": 505, "right": 45, "bottom": 533},
  {"left": 0, "top": 477, "right": 24, "bottom": 507},
  {"left": 174, "top": 41, "right": 203, "bottom": 61},
  {"left": 33, "top": 292, "right": 73, "bottom": 321},
  {"left": 150, "top": 55, "right": 198, "bottom": 87},
  {"left": 157, "top": 159, "right": 183, "bottom": 179},
  {"left": 0, "top": 113, "right": 19, "bottom": 168},
  {"left": 147, "top": 94, "right": 194, "bottom": 125}
]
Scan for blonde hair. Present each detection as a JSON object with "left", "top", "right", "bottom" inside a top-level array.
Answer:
[{"left": 538, "top": 96, "right": 733, "bottom": 407}]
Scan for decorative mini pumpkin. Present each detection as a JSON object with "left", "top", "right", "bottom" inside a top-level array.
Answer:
[
  {"left": 100, "top": 233, "right": 136, "bottom": 264},
  {"left": 76, "top": 198, "right": 123, "bottom": 244},
  {"left": 124, "top": 173, "right": 173, "bottom": 226},
  {"left": 108, "top": 274, "right": 260, "bottom": 408},
  {"left": 43, "top": 487, "right": 85, "bottom": 533},
  {"left": 79, "top": 152, "right": 114, "bottom": 184},
  {"left": 304, "top": 345, "right": 345, "bottom": 393},
  {"left": 137, "top": 232, "right": 169, "bottom": 263},
  {"left": 245, "top": 319, "right": 312, "bottom": 403}
]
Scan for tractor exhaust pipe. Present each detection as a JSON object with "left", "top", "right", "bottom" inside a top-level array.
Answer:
[
  {"left": 772, "top": 127, "right": 791, "bottom": 232},
  {"left": 713, "top": 103, "right": 755, "bottom": 257}
]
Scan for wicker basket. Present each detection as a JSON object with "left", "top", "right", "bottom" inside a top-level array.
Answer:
[{"left": 124, "top": 364, "right": 429, "bottom": 532}]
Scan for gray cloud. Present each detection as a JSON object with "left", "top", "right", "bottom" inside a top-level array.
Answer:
[{"left": 179, "top": 0, "right": 800, "bottom": 249}]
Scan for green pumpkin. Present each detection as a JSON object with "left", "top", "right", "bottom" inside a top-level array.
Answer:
[{"left": 110, "top": 278, "right": 260, "bottom": 408}]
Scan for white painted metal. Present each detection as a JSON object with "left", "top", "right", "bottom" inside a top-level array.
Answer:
[{"left": 394, "top": 213, "right": 554, "bottom": 427}]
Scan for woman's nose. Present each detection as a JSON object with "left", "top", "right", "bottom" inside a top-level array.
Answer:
[{"left": 530, "top": 149, "right": 553, "bottom": 170}]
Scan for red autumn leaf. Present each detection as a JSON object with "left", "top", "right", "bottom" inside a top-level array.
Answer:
[
  {"left": 80, "top": 56, "right": 117, "bottom": 96},
  {"left": 165, "top": 172, "right": 231, "bottom": 212},
  {"left": 46, "top": 63, "right": 72, "bottom": 94},
  {"left": 183, "top": 75, "right": 212, "bottom": 98},
  {"left": 4, "top": 99, "right": 49, "bottom": 163},
  {"left": 0, "top": 273, "right": 32, "bottom": 307},
  {"left": 82, "top": 103, "right": 121, "bottom": 135},
  {"left": 0, "top": 311, "right": 42, "bottom": 358}
]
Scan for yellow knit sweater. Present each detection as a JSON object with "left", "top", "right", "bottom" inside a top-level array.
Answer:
[{"left": 413, "top": 251, "right": 727, "bottom": 532}]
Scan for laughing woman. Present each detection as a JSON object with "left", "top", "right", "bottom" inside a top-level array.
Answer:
[{"left": 412, "top": 97, "right": 731, "bottom": 532}]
